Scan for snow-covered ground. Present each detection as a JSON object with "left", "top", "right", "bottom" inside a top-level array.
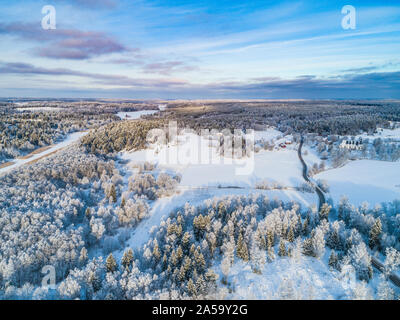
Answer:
[
  {"left": 357, "top": 127, "right": 400, "bottom": 140},
  {"left": 315, "top": 159, "right": 400, "bottom": 206},
  {"left": 0, "top": 131, "right": 88, "bottom": 175},
  {"left": 117, "top": 129, "right": 317, "bottom": 257},
  {"left": 254, "top": 127, "right": 283, "bottom": 141},
  {"left": 117, "top": 110, "right": 157, "bottom": 120},
  {"left": 218, "top": 256, "right": 349, "bottom": 300},
  {"left": 302, "top": 145, "right": 324, "bottom": 169}
]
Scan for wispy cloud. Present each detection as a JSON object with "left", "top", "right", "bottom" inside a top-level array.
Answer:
[
  {"left": 0, "top": 61, "right": 188, "bottom": 88},
  {"left": 0, "top": 22, "right": 127, "bottom": 60},
  {"left": 53, "top": 0, "right": 118, "bottom": 9},
  {"left": 1, "top": 60, "right": 399, "bottom": 99}
]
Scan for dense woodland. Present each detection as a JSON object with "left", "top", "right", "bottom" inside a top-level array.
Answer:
[
  {"left": 0, "top": 108, "right": 118, "bottom": 163},
  {"left": 81, "top": 119, "right": 167, "bottom": 155},
  {"left": 158, "top": 101, "right": 400, "bottom": 136}
]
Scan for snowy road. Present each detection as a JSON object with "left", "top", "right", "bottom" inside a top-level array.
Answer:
[{"left": 0, "top": 131, "right": 89, "bottom": 175}]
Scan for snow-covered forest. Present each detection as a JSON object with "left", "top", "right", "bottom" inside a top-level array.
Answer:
[{"left": 1, "top": 100, "right": 400, "bottom": 300}]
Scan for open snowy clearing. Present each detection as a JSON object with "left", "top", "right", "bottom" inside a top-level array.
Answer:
[
  {"left": 0, "top": 131, "right": 88, "bottom": 175},
  {"left": 121, "top": 130, "right": 304, "bottom": 189},
  {"left": 302, "top": 145, "right": 324, "bottom": 169},
  {"left": 254, "top": 127, "right": 283, "bottom": 142},
  {"left": 315, "top": 159, "right": 400, "bottom": 206},
  {"left": 357, "top": 127, "right": 400, "bottom": 140},
  {"left": 117, "top": 129, "right": 317, "bottom": 258}
]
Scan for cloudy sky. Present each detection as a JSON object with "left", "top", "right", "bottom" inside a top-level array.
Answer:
[{"left": 0, "top": 0, "right": 399, "bottom": 99}]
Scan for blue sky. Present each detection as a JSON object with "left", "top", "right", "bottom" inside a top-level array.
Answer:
[{"left": 0, "top": 0, "right": 399, "bottom": 99}]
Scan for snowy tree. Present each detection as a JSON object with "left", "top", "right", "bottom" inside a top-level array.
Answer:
[
  {"left": 377, "top": 278, "right": 395, "bottom": 300},
  {"left": 79, "top": 247, "right": 88, "bottom": 266},
  {"left": 383, "top": 247, "right": 400, "bottom": 279},
  {"left": 121, "top": 248, "right": 134, "bottom": 270},
  {"left": 106, "top": 254, "right": 117, "bottom": 273},
  {"left": 236, "top": 233, "right": 249, "bottom": 261},
  {"left": 250, "top": 243, "right": 266, "bottom": 274},
  {"left": 278, "top": 240, "right": 287, "bottom": 257},
  {"left": 369, "top": 218, "right": 382, "bottom": 249},
  {"left": 328, "top": 251, "right": 339, "bottom": 270},
  {"left": 220, "top": 256, "right": 231, "bottom": 284},
  {"left": 352, "top": 281, "right": 373, "bottom": 300},
  {"left": 348, "top": 243, "right": 372, "bottom": 281}
]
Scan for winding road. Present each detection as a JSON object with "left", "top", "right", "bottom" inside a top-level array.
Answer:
[
  {"left": 298, "top": 137, "right": 326, "bottom": 211},
  {"left": 298, "top": 136, "right": 400, "bottom": 288}
]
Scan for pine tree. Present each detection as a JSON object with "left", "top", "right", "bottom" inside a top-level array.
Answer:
[
  {"left": 153, "top": 241, "right": 161, "bottom": 261},
  {"left": 187, "top": 278, "right": 197, "bottom": 297},
  {"left": 259, "top": 233, "right": 267, "bottom": 250},
  {"left": 109, "top": 184, "right": 117, "bottom": 203},
  {"left": 121, "top": 248, "right": 134, "bottom": 270},
  {"left": 196, "top": 275, "right": 206, "bottom": 296},
  {"left": 176, "top": 246, "right": 183, "bottom": 261},
  {"left": 106, "top": 253, "right": 117, "bottom": 272},
  {"left": 267, "top": 246, "right": 275, "bottom": 262},
  {"left": 302, "top": 238, "right": 315, "bottom": 257},
  {"left": 266, "top": 230, "right": 274, "bottom": 249},
  {"left": 278, "top": 240, "right": 287, "bottom": 257},
  {"left": 121, "top": 197, "right": 126, "bottom": 208},
  {"left": 236, "top": 233, "right": 249, "bottom": 261},
  {"left": 288, "top": 227, "right": 295, "bottom": 243},
  {"left": 319, "top": 203, "right": 331, "bottom": 221},
  {"left": 327, "top": 229, "right": 341, "bottom": 250},
  {"left": 303, "top": 216, "right": 310, "bottom": 235},
  {"left": 79, "top": 247, "right": 88, "bottom": 266},
  {"left": 369, "top": 218, "right": 382, "bottom": 249},
  {"left": 328, "top": 251, "right": 339, "bottom": 270},
  {"left": 182, "top": 232, "right": 191, "bottom": 249}
]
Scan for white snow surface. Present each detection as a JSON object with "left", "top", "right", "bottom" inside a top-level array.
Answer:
[
  {"left": 357, "top": 127, "right": 400, "bottom": 140},
  {"left": 121, "top": 131, "right": 304, "bottom": 189},
  {"left": 217, "top": 256, "right": 349, "bottom": 300},
  {"left": 315, "top": 159, "right": 400, "bottom": 206},
  {"left": 118, "top": 129, "right": 317, "bottom": 254},
  {"left": 254, "top": 128, "right": 283, "bottom": 142}
]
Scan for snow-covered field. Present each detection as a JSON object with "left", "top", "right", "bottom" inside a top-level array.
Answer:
[
  {"left": 121, "top": 130, "right": 304, "bottom": 189},
  {"left": 0, "top": 131, "right": 88, "bottom": 175},
  {"left": 302, "top": 145, "right": 324, "bottom": 169},
  {"left": 117, "top": 110, "right": 157, "bottom": 120},
  {"left": 358, "top": 127, "right": 400, "bottom": 140},
  {"left": 118, "top": 129, "right": 317, "bottom": 256},
  {"left": 315, "top": 159, "right": 400, "bottom": 206},
  {"left": 254, "top": 127, "right": 283, "bottom": 142}
]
